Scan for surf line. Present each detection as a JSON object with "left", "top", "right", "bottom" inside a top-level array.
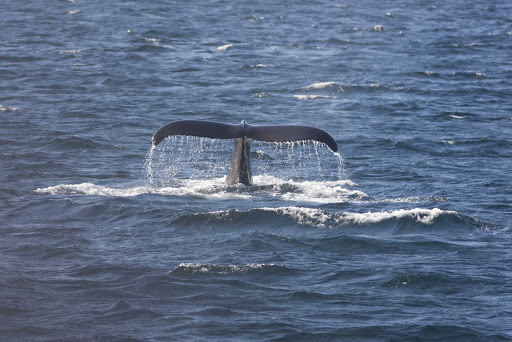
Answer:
[{"left": 151, "top": 120, "right": 338, "bottom": 186}]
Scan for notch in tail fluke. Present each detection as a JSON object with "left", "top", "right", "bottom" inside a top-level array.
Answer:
[{"left": 152, "top": 120, "right": 338, "bottom": 152}]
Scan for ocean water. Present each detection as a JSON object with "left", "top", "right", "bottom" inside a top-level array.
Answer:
[{"left": 1, "top": 0, "right": 512, "bottom": 340}]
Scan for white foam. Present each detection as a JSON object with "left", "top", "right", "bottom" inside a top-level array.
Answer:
[
  {"left": 257, "top": 207, "right": 455, "bottom": 227},
  {"left": 253, "top": 175, "right": 356, "bottom": 187},
  {"left": 292, "top": 95, "right": 330, "bottom": 99},
  {"left": 35, "top": 175, "right": 362, "bottom": 203},
  {"left": 450, "top": 115, "right": 465, "bottom": 119},
  {"left": 0, "top": 105, "right": 21, "bottom": 111},
  {"left": 302, "top": 82, "right": 337, "bottom": 90},
  {"left": 34, "top": 180, "right": 251, "bottom": 200},
  {"left": 35, "top": 176, "right": 446, "bottom": 206},
  {"left": 68, "top": 9, "right": 80, "bottom": 15},
  {"left": 59, "top": 50, "right": 81, "bottom": 54},
  {"left": 171, "top": 263, "right": 276, "bottom": 274},
  {"left": 217, "top": 44, "right": 233, "bottom": 51},
  {"left": 370, "top": 196, "right": 448, "bottom": 204},
  {"left": 143, "top": 37, "right": 160, "bottom": 45},
  {"left": 253, "top": 175, "right": 364, "bottom": 203}
]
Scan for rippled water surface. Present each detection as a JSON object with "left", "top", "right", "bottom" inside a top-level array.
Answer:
[{"left": 2, "top": 0, "right": 512, "bottom": 340}]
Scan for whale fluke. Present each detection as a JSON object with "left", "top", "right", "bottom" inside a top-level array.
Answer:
[
  {"left": 152, "top": 120, "right": 242, "bottom": 146},
  {"left": 151, "top": 120, "right": 338, "bottom": 185},
  {"left": 244, "top": 124, "right": 337, "bottom": 153}
]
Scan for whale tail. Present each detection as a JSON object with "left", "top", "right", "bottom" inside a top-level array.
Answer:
[{"left": 151, "top": 120, "right": 338, "bottom": 185}]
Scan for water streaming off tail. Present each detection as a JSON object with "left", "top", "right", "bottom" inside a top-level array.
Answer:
[{"left": 144, "top": 136, "right": 345, "bottom": 186}]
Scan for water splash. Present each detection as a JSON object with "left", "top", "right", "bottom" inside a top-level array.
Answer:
[
  {"left": 143, "top": 145, "right": 155, "bottom": 184},
  {"left": 144, "top": 136, "right": 346, "bottom": 186},
  {"left": 334, "top": 152, "right": 345, "bottom": 180}
]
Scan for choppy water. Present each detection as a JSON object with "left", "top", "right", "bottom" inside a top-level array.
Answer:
[{"left": 2, "top": 0, "right": 512, "bottom": 340}]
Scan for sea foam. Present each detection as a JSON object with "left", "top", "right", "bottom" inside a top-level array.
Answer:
[
  {"left": 202, "top": 207, "right": 457, "bottom": 228},
  {"left": 170, "top": 263, "right": 281, "bottom": 275},
  {"left": 302, "top": 82, "right": 337, "bottom": 90},
  {"left": 292, "top": 95, "right": 330, "bottom": 99},
  {"left": 34, "top": 181, "right": 252, "bottom": 200},
  {"left": 217, "top": 44, "right": 233, "bottom": 51}
]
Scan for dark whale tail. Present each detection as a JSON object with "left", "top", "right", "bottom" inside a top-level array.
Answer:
[{"left": 152, "top": 120, "right": 338, "bottom": 185}]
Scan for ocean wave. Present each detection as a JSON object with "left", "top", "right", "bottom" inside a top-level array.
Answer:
[
  {"left": 143, "top": 37, "right": 160, "bottom": 45},
  {"left": 59, "top": 49, "right": 81, "bottom": 54},
  {"left": 34, "top": 176, "right": 364, "bottom": 203},
  {"left": 217, "top": 44, "right": 233, "bottom": 51},
  {"left": 169, "top": 262, "right": 289, "bottom": 275},
  {"left": 172, "top": 207, "right": 470, "bottom": 229},
  {"left": 35, "top": 177, "right": 449, "bottom": 205},
  {"left": 92, "top": 300, "right": 163, "bottom": 320},
  {"left": 297, "top": 82, "right": 408, "bottom": 95},
  {"left": 268, "top": 207, "right": 455, "bottom": 226},
  {"left": 41, "top": 135, "right": 117, "bottom": 150},
  {"left": 292, "top": 95, "right": 331, "bottom": 99},
  {"left": 33, "top": 181, "right": 252, "bottom": 200},
  {"left": 368, "top": 196, "right": 448, "bottom": 204},
  {"left": 241, "top": 64, "right": 277, "bottom": 70},
  {"left": 382, "top": 271, "right": 492, "bottom": 290},
  {"left": 450, "top": 71, "right": 486, "bottom": 79},
  {"left": 251, "top": 175, "right": 364, "bottom": 203},
  {"left": 301, "top": 82, "right": 339, "bottom": 91},
  {"left": 0, "top": 104, "right": 22, "bottom": 112},
  {"left": 253, "top": 92, "right": 268, "bottom": 98}
]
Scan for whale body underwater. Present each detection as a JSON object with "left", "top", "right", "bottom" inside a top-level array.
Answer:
[{"left": 152, "top": 120, "right": 338, "bottom": 186}]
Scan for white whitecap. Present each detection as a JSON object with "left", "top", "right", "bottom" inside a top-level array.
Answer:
[
  {"left": 0, "top": 105, "right": 21, "bottom": 111},
  {"left": 261, "top": 207, "right": 455, "bottom": 227},
  {"left": 34, "top": 181, "right": 252, "bottom": 200},
  {"left": 252, "top": 175, "right": 363, "bottom": 203},
  {"left": 217, "top": 44, "right": 233, "bottom": 51},
  {"left": 171, "top": 262, "right": 276, "bottom": 274},
  {"left": 292, "top": 95, "right": 330, "bottom": 99},
  {"left": 302, "top": 82, "right": 337, "bottom": 90},
  {"left": 143, "top": 37, "right": 160, "bottom": 45}
]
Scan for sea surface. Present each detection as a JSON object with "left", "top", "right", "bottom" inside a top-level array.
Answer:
[{"left": 1, "top": 0, "right": 512, "bottom": 340}]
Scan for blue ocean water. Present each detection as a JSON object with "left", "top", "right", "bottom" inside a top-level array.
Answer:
[{"left": 1, "top": 0, "right": 512, "bottom": 340}]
